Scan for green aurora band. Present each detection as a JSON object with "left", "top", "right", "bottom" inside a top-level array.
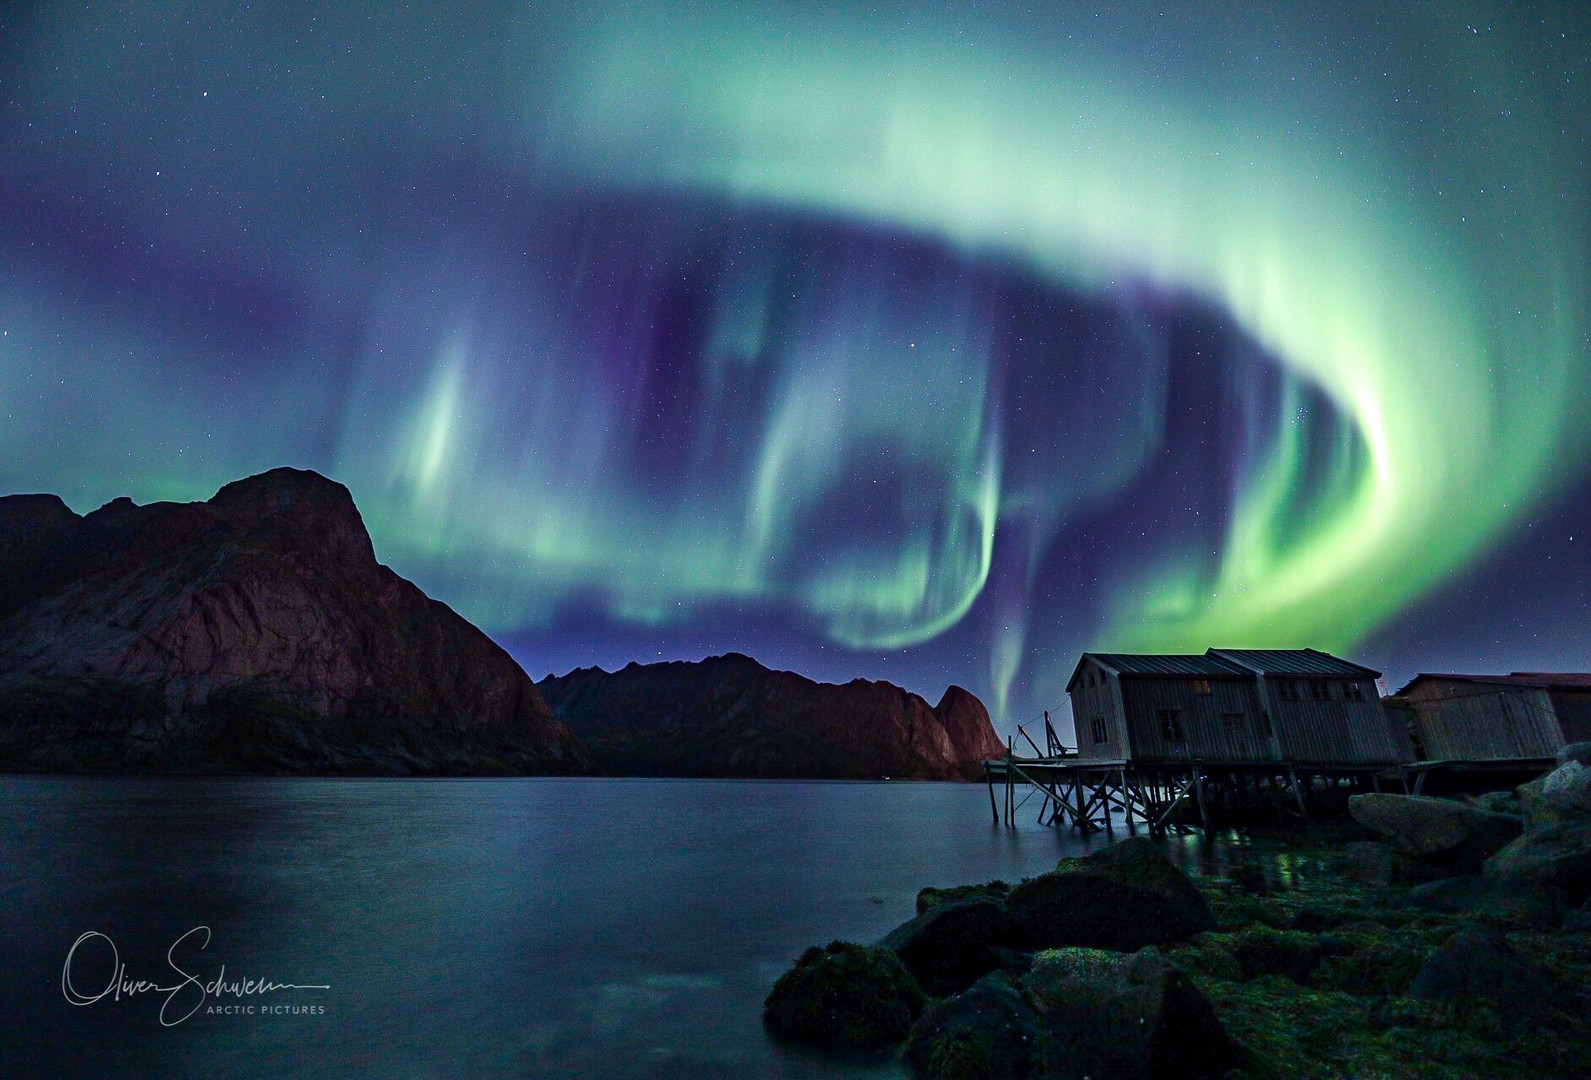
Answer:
[
  {"left": 1, "top": 3, "right": 1587, "bottom": 721},
  {"left": 536, "top": 6, "right": 1588, "bottom": 665}
]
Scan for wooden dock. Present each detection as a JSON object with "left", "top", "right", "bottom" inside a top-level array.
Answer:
[{"left": 985, "top": 748, "right": 1558, "bottom": 833}]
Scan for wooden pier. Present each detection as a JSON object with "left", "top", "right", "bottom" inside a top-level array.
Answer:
[{"left": 985, "top": 749, "right": 1558, "bottom": 834}]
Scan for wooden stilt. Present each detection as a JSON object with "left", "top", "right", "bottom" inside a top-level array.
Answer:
[
  {"left": 1287, "top": 763, "right": 1310, "bottom": 821},
  {"left": 1005, "top": 737, "right": 1014, "bottom": 825}
]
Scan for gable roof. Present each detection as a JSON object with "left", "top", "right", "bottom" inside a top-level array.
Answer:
[
  {"left": 1207, "top": 648, "right": 1381, "bottom": 679},
  {"left": 1396, "top": 672, "right": 1591, "bottom": 696},
  {"left": 1066, "top": 651, "right": 1247, "bottom": 692}
]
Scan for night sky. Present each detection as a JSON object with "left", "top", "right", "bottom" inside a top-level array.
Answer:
[{"left": 2, "top": 3, "right": 1588, "bottom": 739}]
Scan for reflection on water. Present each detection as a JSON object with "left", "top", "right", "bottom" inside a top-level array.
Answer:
[
  {"left": 1162, "top": 828, "right": 1336, "bottom": 893},
  {"left": 1, "top": 776, "right": 1112, "bottom": 1079}
]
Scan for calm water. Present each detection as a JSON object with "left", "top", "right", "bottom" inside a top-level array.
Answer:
[{"left": 0, "top": 776, "right": 1144, "bottom": 1079}]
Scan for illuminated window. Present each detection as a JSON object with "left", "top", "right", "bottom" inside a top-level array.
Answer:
[{"left": 1191, "top": 679, "right": 1212, "bottom": 696}]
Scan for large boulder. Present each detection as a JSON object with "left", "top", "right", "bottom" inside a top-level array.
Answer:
[
  {"left": 763, "top": 941, "right": 927, "bottom": 1054},
  {"left": 883, "top": 898, "right": 1016, "bottom": 998},
  {"left": 1558, "top": 741, "right": 1591, "bottom": 768},
  {"left": 917, "top": 881, "right": 1012, "bottom": 915},
  {"left": 1536, "top": 761, "right": 1591, "bottom": 823},
  {"left": 904, "top": 971, "right": 1043, "bottom": 1080},
  {"left": 1468, "top": 790, "right": 1521, "bottom": 816},
  {"left": 1515, "top": 761, "right": 1591, "bottom": 830},
  {"left": 1393, "top": 875, "right": 1563, "bottom": 929},
  {"left": 1020, "top": 946, "right": 1239, "bottom": 1080},
  {"left": 1483, "top": 821, "right": 1591, "bottom": 905},
  {"left": 1407, "top": 929, "right": 1562, "bottom": 1034},
  {"left": 1005, "top": 838, "right": 1214, "bottom": 951},
  {"left": 1347, "top": 794, "right": 1521, "bottom": 870}
]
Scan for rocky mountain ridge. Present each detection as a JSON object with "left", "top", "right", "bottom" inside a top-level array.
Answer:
[
  {"left": 539, "top": 652, "right": 1003, "bottom": 779},
  {"left": 0, "top": 468, "right": 589, "bottom": 774}
]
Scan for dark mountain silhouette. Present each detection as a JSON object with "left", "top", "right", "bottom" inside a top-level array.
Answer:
[
  {"left": 0, "top": 468, "right": 590, "bottom": 775},
  {"left": 539, "top": 652, "right": 1003, "bottom": 779}
]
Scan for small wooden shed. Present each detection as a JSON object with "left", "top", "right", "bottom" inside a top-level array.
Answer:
[
  {"left": 1395, "top": 673, "right": 1591, "bottom": 761},
  {"left": 1066, "top": 647, "right": 1405, "bottom": 766}
]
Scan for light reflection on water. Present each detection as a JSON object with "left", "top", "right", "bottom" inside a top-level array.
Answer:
[{"left": 1, "top": 776, "right": 1125, "bottom": 1079}]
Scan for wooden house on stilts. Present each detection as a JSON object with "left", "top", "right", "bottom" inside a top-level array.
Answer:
[{"left": 983, "top": 647, "right": 1410, "bottom": 835}]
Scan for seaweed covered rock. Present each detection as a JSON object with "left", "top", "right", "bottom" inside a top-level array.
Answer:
[
  {"left": 763, "top": 941, "right": 927, "bottom": 1053},
  {"left": 904, "top": 971, "right": 1043, "bottom": 1080},
  {"left": 1517, "top": 762, "right": 1591, "bottom": 831},
  {"left": 1407, "top": 929, "right": 1561, "bottom": 1034},
  {"left": 1348, "top": 794, "right": 1522, "bottom": 870},
  {"left": 1538, "top": 761, "right": 1591, "bottom": 823},
  {"left": 1312, "top": 922, "right": 1430, "bottom": 997},
  {"left": 883, "top": 898, "right": 1016, "bottom": 998},
  {"left": 1233, "top": 926, "right": 1321, "bottom": 984},
  {"left": 1006, "top": 837, "right": 1214, "bottom": 951},
  {"left": 1393, "top": 875, "right": 1563, "bottom": 929},
  {"left": 1021, "top": 946, "right": 1238, "bottom": 1080},
  {"left": 917, "top": 881, "right": 1011, "bottom": 916},
  {"left": 1483, "top": 821, "right": 1591, "bottom": 904}
]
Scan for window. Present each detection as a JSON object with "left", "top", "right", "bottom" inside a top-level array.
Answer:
[
  {"left": 1159, "top": 710, "right": 1184, "bottom": 742},
  {"left": 1344, "top": 682, "right": 1365, "bottom": 702},
  {"left": 1190, "top": 679, "right": 1212, "bottom": 696},
  {"left": 1277, "top": 681, "right": 1299, "bottom": 702},
  {"left": 1221, "top": 713, "right": 1244, "bottom": 733},
  {"left": 1091, "top": 716, "right": 1108, "bottom": 744},
  {"left": 1310, "top": 681, "right": 1331, "bottom": 702}
]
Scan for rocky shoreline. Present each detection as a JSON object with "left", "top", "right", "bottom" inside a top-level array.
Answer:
[{"left": 765, "top": 748, "right": 1591, "bottom": 1078}]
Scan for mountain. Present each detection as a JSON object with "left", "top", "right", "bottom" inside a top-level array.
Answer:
[
  {"left": 0, "top": 468, "right": 590, "bottom": 775},
  {"left": 538, "top": 652, "right": 1004, "bottom": 779}
]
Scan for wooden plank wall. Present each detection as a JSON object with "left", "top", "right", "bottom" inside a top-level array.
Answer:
[
  {"left": 1270, "top": 677, "right": 1401, "bottom": 764},
  {"left": 1548, "top": 691, "right": 1591, "bottom": 745},
  {"left": 1406, "top": 682, "right": 1563, "bottom": 759},
  {"left": 1068, "top": 661, "right": 1128, "bottom": 761},
  {"left": 1117, "top": 677, "right": 1268, "bottom": 764}
]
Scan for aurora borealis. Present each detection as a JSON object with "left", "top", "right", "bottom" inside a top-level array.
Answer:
[{"left": 1, "top": 3, "right": 1588, "bottom": 733}]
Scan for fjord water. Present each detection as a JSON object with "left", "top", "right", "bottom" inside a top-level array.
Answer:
[{"left": 2, "top": 777, "right": 1114, "bottom": 1078}]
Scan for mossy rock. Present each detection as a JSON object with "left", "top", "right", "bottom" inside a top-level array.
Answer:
[
  {"left": 1205, "top": 887, "right": 1288, "bottom": 931},
  {"left": 1234, "top": 927, "right": 1320, "bottom": 985},
  {"left": 882, "top": 897, "right": 1015, "bottom": 998},
  {"left": 1008, "top": 838, "right": 1214, "bottom": 951},
  {"left": 1312, "top": 922, "right": 1432, "bottom": 997},
  {"left": 1021, "top": 946, "right": 1239, "bottom": 1080},
  {"left": 764, "top": 940, "right": 927, "bottom": 1054},
  {"left": 905, "top": 971, "right": 1043, "bottom": 1080},
  {"left": 922, "top": 1023, "right": 997, "bottom": 1080},
  {"left": 917, "top": 881, "right": 1011, "bottom": 915}
]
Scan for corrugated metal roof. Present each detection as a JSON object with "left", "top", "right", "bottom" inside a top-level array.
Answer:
[
  {"left": 1089, "top": 653, "right": 1250, "bottom": 677},
  {"left": 1207, "top": 648, "right": 1380, "bottom": 678},
  {"left": 1397, "top": 672, "right": 1591, "bottom": 695}
]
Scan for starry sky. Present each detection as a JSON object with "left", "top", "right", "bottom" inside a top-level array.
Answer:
[{"left": 1, "top": 2, "right": 1588, "bottom": 739}]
